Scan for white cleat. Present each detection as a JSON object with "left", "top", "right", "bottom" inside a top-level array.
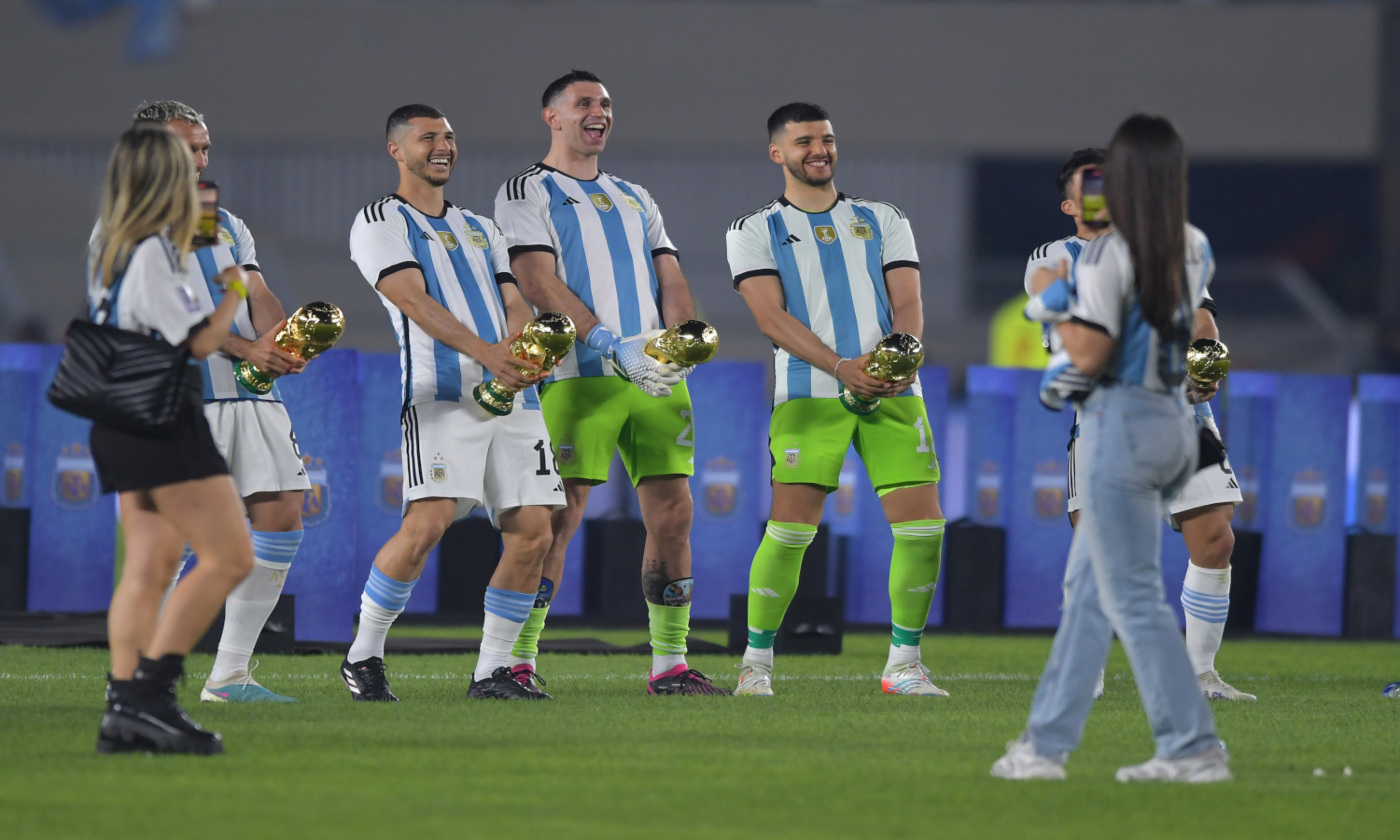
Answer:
[
  {"left": 881, "top": 661, "right": 950, "bottom": 697},
  {"left": 1198, "top": 669, "right": 1257, "bottom": 701},
  {"left": 1093, "top": 669, "right": 1106, "bottom": 700},
  {"left": 734, "top": 662, "right": 774, "bottom": 697},
  {"left": 991, "top": 739, "right": 1067, "bottom": 780},
  {"left": 1116, "top": 745, "right": 1232, "bottom": 783}
]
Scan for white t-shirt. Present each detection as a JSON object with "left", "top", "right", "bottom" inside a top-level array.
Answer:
[{"left": 87, "top": 234, "right": 212, "bottom": 345}]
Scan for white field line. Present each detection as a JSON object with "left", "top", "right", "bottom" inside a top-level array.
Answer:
[{"left": 0, "top": 671, "right": 1037, "bottom": 683}]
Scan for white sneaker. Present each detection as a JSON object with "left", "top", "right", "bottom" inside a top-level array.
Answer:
[
  {"left": 1116, "top": 746, "right": 1231, "bottom": 783},
  {"left": 734, "top": 662, "right": 774, "bottom": 697},
  {"left": 1093, "top": 669, "right": 1106, "bottom": 700},
  {"left": 881, "top": 661, "right": 950, "bottom": 697},
  {"left": 991, "top": 740, "right": 1067, "bottom": 780},
  {"left": 1198, "top": 669, "right": 1257, "bottom": 701}
]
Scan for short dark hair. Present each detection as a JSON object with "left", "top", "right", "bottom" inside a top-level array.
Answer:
[
  {"left": 1056, "top": 147, "right": 1107, "bottom": 199},
  {"left": 386, "top": 104, "right": 446, "bottom": 140},
  {"left": 542, "top": 70, "right": 604, "bottom": 108},
  {"left": 767, "top": 103, "right": 830, "bottom": 139}
]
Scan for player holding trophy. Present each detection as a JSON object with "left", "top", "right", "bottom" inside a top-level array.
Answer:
[
  {"left": 727, "top": 103, "right": 946, "bottom": 697},
  {"left": 343, "top": 104, "right": 564, "bottom": 702}
]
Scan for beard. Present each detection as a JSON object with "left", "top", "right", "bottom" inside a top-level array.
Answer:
[
  {"left": 407, "top": 155, "right": 452, "bottom": 187},
  {"left": 784, "top": 155, "right": 834, "bottom": 187}
]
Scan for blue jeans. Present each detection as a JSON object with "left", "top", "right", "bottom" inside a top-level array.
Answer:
[{"left": 1026, "top": 384, "right": 1219, "bottom": 762}]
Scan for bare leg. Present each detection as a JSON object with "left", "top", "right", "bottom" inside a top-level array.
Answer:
[{"left": 108, "top": 491, "right": 186, "bottom": 679}]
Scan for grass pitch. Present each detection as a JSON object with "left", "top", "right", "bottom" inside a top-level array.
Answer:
[{"left": 1, "top": 631, "right": 1397, "bottom": 840}]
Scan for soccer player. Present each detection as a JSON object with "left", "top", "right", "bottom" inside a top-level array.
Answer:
[
  {"left": 343, "top": 104, "right": 563, "bottom": 702},
  {"left": 493, "top": 70, "right": 723, "bottom": 696},
  {"left": 1027, "top": 149, "right": 1254, "bottom": 702},
  {"left": 131, "top": 101, "right": 310, "bottom": 704},
  {"left": 726, "top": 103, "right": 946, "bottom": 697}
]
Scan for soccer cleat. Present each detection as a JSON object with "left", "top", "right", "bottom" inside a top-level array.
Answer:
[
  {"left": 98, "top": 672, "right": 223, "bottom": 756},
  {"left": 468, "top": 666, "right": 551, "bottom": 700},
  {"left": 1384, "top": 682, "right": 1400, "bottom": 698},
  {"left": 340, "top": 657, "right": 399, "bottom": 702},
  {"left": 991, "top": 739, "right": 1067, "bottom": 780},
  {"left": 201, "top": 662, "right": 298, "bottom": 703},
  {"left": 1093, "top": 669, "right": 1106, "bottom": 700},
  {"left": 510, "top": 663, "right": 548, "bottom": 694},
  {"left": 1198, "top": 669, "right": 1257, "bottom": 702},
  {"left": 733, "top": 662, "right": 774, "bottom": 697},
  {"left": 1115, "top": 746, "right": 1232, "bottom": 783},
  {"left": 647, "top": 665, "right": 729, "bottom": 696},
  {"left": 881, "top": 661, "right": 950, "bottom": 697}
]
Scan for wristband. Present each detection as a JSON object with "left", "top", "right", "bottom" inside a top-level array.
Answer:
[
  {"left": 224, "top": 279, "right": 248, "bottom": 300},
  {"left": 584, "top": 324, "right": 617, "bottom": 355},
  {"left": 833, "top": 357, "right": 851, "bottom": 377}
]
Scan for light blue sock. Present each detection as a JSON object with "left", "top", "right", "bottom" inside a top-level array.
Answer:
[
  {"left": 210, "top": 529, "right": 302, "bottom": 682},
  {"left": 477, "top": 587, "right": 536, "bottom": 680},
  {"left": 347, "top": 566, "right": 419, "bottom": 663}
]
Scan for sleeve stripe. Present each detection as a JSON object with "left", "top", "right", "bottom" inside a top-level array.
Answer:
[
  {"left": 376, "top": 260, "right": 420, "bottom": 282},
  {"left": 506, "top": 165, "right": 543, "bottom": 201},
  {"left": 360, "top": 195, "right": 393, "bottom": 224},
  {"left": 1199, "top": 297, "right": 1219, "bottom": 318},
  {"left": 733, "top": 268, "right": 780, "bottom": 289},
  {"left": 507, "top": 244, "right": 556, "bottom": 258},
  {"left": 883, "top": 260, "right": 919, "bottom": 273},
  {"left": 495, "top": 272, "right": 519, "bottom": 287},
  {"left": 651, "top": 247, "right": 679, "bottom": 260},
  {"left": 1069, "top": 316, "right": 1111, "bottom": 336}
]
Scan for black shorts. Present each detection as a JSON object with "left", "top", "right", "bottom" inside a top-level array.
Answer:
[{"left": 89, "top": 368, "right": 230, "bottom": 494}]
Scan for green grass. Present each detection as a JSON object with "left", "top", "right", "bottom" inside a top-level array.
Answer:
[{"left": 1, "top": 632, "right": 1397, "bottom": 839}]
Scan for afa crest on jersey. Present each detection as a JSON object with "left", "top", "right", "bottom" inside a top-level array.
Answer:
[
  {"left": 1031, "top": 460, "right": 1066, "bottom": 522},
  {"left": 1365, "top": 467, "right": 1388, "bottom": 529},
  {"left": 590, "top": 194, "right": 614, "bottom": 212},
  {"left": 701, "top": 456, "right": 739, "bottom": 517},
  {"left": 301, "top": 454, "right": 332, "bottom": 526},
  {"left": 620, "top": 194, "right": 644, "bottom": 213},
  {"left": 436, "top": 231, "right": 460, "bottom": 251},
  {"left": 4, "top": 441, "right": 25, "bottom": 506},
  {"left": 377, "top": 448, "right": 403, "bottom": 514},
  {"left": 1290, "top": 468, "right": 1327, "bottom": 531},
  {"left": 849, "top": 217, "right": 874, "bottom": 241},
  {"left": 814, "top": 226, "right": 837, "bottom": 245},
  {"left": 975, "top": 460, "right": 1001, "bottom": 521},
  {"left": 463, "top": 225, "right": 489, "bottom": 250},
  {"left": 217, "top": 226, "right": 237, "bottom": 247},
  {"left": 52, "top": 443, "right": 97, "bottom": 511}
]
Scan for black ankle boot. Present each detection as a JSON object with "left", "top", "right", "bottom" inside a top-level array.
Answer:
[{"left": 97, "top": 655, "right": 224, "bottom": 756}]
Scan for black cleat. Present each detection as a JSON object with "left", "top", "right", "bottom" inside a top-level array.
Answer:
[
  {"left": 468, "top": 666, "right": 551, "bottom": 700},
  {"left": 647, "top": 666, "right": 729, "bottom": 696},
  {"left": 97, "top": 663, "right": 223, "bottom": 755},
  {"left": 341, "top": 657, "right": 399, "bottom": 702},
  {"left": 510, "top": 663, "right": 550, "bottom": 696}
]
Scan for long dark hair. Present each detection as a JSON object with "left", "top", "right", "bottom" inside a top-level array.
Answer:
[{"left": 1105, "top": 114, "right": 1187, "bottom": 329}]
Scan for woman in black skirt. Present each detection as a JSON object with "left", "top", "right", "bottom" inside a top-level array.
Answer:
[{"left": 87, "top": 125, "right": 255, "bottom": 755}]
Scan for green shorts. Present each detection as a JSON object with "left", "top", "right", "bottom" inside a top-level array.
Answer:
[
  {"left": 770, "top": 396, "right": 940, "bottom": 493},
  {"left": 540, "top": 377, "right": 695, "bottom": 486}
]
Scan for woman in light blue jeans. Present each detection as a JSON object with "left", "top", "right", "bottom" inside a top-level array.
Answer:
[{"left": 994, "top": 114, "right": 1229, "bottom": 783}]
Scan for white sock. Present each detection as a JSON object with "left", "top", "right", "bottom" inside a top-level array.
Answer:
[
  {"left": 347, "top": 594, "right": 403, "bottom": 664},
  {"left": 507, "top": 655, "right": 536, "bottom": 670},
  {"left": 743, "top": 646, "right": 774, "bottom": 669},
  {"left": 652, "top": 654, "right": 687, "bottom": 676},
  {"left": 209, "top": 556, "right": 290, "bottom": 683},
  {"left": 1181, "top": 562, "right": 1231, "bottom": 675},
  {"left": 886, "top": 642, "right": 921, "bottom": 670},
  {"left": 475, "top": 612, "right": 526, "bottom": 681}
]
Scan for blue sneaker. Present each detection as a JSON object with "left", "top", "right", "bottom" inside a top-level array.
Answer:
[
  {"left": 1383, "top": 682, "right": 1400, "bottom": 698},
  {"left": 201, "top": 664, "right": 298, "bottom": 703}
]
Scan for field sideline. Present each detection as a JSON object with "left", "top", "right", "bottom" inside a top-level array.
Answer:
[{"left": 1, "top": 631, "right": 1396, "bottom": 839}]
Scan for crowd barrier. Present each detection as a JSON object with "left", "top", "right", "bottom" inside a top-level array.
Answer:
[{"left": 1, "top": 343, "right": 1396, "bottom": 642}]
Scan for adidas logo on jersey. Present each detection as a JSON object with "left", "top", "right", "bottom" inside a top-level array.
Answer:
[
  {"left": 780, "top": 234, "right": 801, "bottom": 246},
  {"left": 561, "top": 197, "right": 579, "bottom": 206},
  {"left": 419, "top": 232, "right": 432, "bottom": 240}
]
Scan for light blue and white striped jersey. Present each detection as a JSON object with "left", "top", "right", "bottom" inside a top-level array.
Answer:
[
  {"left": 349, "top": 194, "right": 534, "bottom": 411},
  {"left": 494, "top": 164, "right": 676, "bottom": 381},
  {"left": 1024, "top": 234, "right": 1089, "bottom": 356},
  {"left": 91, "top": 210, "right": 276, "bottom": 402},
  {"left": 726, "top": 194, "right": 920, "bottom": 405},
  {"left": 1070, "top": 224, "right": 1212, "bottom": 395}
]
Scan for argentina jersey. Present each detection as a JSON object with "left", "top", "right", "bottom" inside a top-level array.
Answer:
[
  {"left": 726, "top": 194, "right": 920, "bottom": 405},
  {"left": 1069, "top": 224, "right": 1213, "bottom": 395},
  {"left": 494, "top": 164, "right": 677, "bottom": 381},
  {"left": 350, "top": 195, "right": 532, "bottom": 411},
  {"left": 1024, "top": 234, "right": 1088, "bottom": 356},
  {"left": 192, "top": 209, "right": 281, "bottom": 402}
]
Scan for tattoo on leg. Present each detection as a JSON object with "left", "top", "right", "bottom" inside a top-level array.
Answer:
[{"left": 642, "top": 560, "right": 669, "bottom": 605}]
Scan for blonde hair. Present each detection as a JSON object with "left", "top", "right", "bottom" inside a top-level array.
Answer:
[{"left": 92, "top": 125, "right": 199, "bottom": 288}]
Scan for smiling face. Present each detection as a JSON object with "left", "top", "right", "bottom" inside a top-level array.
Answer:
[
  {"left": 544, "top": 81, "right": 612, "bottom": 158},
  {"left": 390, "top": 117, "right": 456, "bottom": 187},
  {"left": 167, "top": 119, "right": 211, "bottom": 176},
  {"left": 770, "top": 120, "right": 836, "bottom": 187}
]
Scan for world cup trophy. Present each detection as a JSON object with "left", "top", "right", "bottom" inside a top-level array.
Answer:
[
  {"left": 644, "top": 319, "right": 719, "bottom": 368},
  {"left": 234, "top": 301, "right": 346, "bottom": 395},
  {"left": 838, "top": 332, "right": 924, "bottom": 416},
  {"left": 472, "top": 312, "right": 576, "bottom": 417},
  {"left": 1186, "top": 337, "right": 1230, "bottom": 402}
]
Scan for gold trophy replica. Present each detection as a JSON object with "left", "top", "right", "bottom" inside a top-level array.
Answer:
[
  {"left": 1186, "top": 337, "right": 1231, "bottom": 396},
  {"left": 234, "top": 301, "right": 346, "bottom": 395},
  {"left": 473, "top": 312, "right": 576, "bottom": 417},
  {"left": 644, "top": 319, "right": 719, "bottom": 368},
  {"left": 838, "top": 332, "right": 924, "bottom": 416}
]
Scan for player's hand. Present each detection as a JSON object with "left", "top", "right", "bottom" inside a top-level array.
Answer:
[
  {"left": 482, "top": 332, "right": 543, "bottom": 390},
  {"left": 1186, "top": 381, "right": 1220, "bottom": 404},
  {"left": 610, "top": 330, "right": 675, "bottom": 397},
  {"left": 836, "top": 353, "right": 897, "bottom": 400},
  {"left": 245, "top": 320, "right": 306, "bottom": 376}
]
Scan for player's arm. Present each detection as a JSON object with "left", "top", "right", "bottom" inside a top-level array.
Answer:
[
  {"left": 509, "top": 250, "right": 601, "bottom": 335},
  {"left": 1056, "top": 248, "right": 1119, "bottom": 377},
  {"left": 218, "top": 270, "right": 305, "bottom": 376},
  {"left": 883, "top": 265, "right": 922, "bottom": 396},
  {"left": 737, "top": 274, "right": 896, "bottom": 400},
  {"left": 653, "top": 253, "right": 697, "bottom": 326},
  {"left": 498, "top": 279, "right": 535, "bottom": 340},
  {"left": 378, "top": 266, "right": 540, "bottom": 390},
  {"left": 1186, "top": 306, "right": 1222, "bottom": 403}
]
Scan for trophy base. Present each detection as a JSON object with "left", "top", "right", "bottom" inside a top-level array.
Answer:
[
  {"left": 838, "top": 386, "right": 880, "bottom": 416},
  {"left": 234, "top": 362, "right": 275, "bottom": 395},
  {"left": 472, "top": 382, "right": 515, "bottom": 417}
]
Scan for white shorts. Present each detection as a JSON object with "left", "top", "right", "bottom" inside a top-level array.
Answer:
[
  {"left": 1066, "top": 411, "right": 1241, "bottom": 525},
  {"left": 204, "top": 401, "right": 311, "bottom": 497},
  {"left": 400, "top": 399, "right": 565, "bottom": 524}
]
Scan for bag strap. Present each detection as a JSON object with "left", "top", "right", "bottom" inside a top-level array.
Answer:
[{"left": 93, "top": 270, "right": 126, "bottom": 326}]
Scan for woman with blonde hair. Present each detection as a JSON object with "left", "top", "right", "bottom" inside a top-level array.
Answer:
[{"left": 88, "top": 124, "right": 254, "bottom": 755}]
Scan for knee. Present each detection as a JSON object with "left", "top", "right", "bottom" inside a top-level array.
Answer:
[
  {"left": 400, "top": 507, "right": 453, "bottom": 554},
  {"left": 505, "top": 510, "right": 554, "bottom": 563},
  {"left": 1196, "top": 524, "right": 1235, "bottom": 568},
  {"left": 646, "top": 491, "right": 693, "bottom": 539}
]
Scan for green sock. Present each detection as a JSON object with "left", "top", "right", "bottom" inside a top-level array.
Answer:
[
  {"left": 746, "top": 521, "right": 818, "bottom": 649},
  {"left": 647, "top": 602, "right": 690, "bottom": 656},
  {"left": 510, "top": 606, "right": 549, "bottom": 660},
  {"left": 888, "top": 519, "right": 946, "bottom": 647}
]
